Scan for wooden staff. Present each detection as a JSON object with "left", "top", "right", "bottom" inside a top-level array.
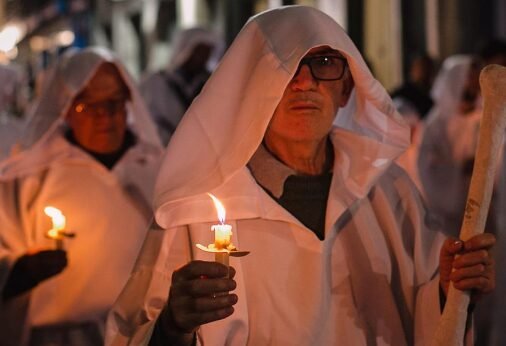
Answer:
[{"left": 433, "top": 64, "right": 506, "bottom": 345}]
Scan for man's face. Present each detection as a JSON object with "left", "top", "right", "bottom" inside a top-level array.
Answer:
[
  {"left": 67, "top": 63, "right": 130, "bottom": 154},
  {"left": 265, "top": 46, "right": 353, "bottom": 146}
]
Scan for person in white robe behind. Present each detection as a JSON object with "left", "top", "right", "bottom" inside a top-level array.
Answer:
[
  {"left": 107, "top": 6, "right": 495, "bottom": 346},
  {"left": 0, "top": 47, "right": 163, "bottom": 346},
  {"left": 0, "top": 62, "right": 29, "bottom": 160},
  {"left": 139, "top": 27, "right": 223, "bottom": 145},
  {"left": 418, "top": 55, "right": 485, "bottom": 237}
]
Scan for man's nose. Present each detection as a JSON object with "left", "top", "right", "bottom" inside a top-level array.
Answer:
[{"left": 291, "top": 64, "right": 317, "bottom": 90}]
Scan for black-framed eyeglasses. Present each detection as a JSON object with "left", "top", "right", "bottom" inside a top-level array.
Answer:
[
  {"left": 74, "top": 97, "right": 128, "bottom": 117},
  {"left": 294, "top": 55, "right": 348, "bottom": 81}
]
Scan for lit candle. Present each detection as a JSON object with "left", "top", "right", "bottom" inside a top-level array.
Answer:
[
  {"left": 44, "top": 206, "right": 75, "bottom": 249},
  {"left": 195, "top": 194, "right": 249, "bottom": 267},
  {"left": 208, "top": 194, "right": 232, "bottom": 266}
]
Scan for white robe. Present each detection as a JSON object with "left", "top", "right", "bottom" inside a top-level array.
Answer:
[
  {"left": 0, "top": 47, "right": 163, "bottom": 346},
  {"left": 0, "top": 133, "right": 160, "bottom": 345},
  {"left": 107, "top": 6, "right": 448, "bottom": 345},
  {"left": 106, "top": 129, "right": 445, "bottom": 345},
  {"left": 418, "top": 109, "right": 482, "bottom": 236}
]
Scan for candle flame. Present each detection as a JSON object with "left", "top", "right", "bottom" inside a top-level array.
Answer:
[
  {"left": 208, "top": 193, "right": 226, "bottom": 224},
  {"left": 44, "top": 206, "right": 66, "bottom": 231}
]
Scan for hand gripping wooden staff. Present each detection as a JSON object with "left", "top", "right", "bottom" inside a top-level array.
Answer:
[{"left": 433, "top": 64, "right": 506, "bottom": 345}]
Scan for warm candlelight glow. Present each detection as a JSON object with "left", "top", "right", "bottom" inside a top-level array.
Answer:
[
  {"left": 207, "top": 194, "right": 232, "bottom": 251},
  {"left": 208, "top": 193, "right": 232, "bottom": 266},
  {"left": 196, "top": 194, "right": 249, "bottom": 264},
  {"left": 43, "top": 206, "right": 75, "bottom": 250}
]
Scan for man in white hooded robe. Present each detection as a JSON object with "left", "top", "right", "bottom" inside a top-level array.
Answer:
[
  {"left": 0, "top": 47, "right": 163, "bottom": 345},
  {"left": 106, "top": 6, "right": 495, "bottom": 346}
]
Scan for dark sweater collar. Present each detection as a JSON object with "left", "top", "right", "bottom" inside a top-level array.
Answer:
[
  {"left": 247, "top": 140, "right": 333, "bottom": 198},
  {"left": 65, "top": 129, "right": 136, "bottom": 170}
]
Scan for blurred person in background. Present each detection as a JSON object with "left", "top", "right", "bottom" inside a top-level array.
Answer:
[
  {"left": 392, "top": 53, "right": 436, "bottom": 121},
  {"left": 0, "top": 47, "right": 163, "bottom": 346},
  {"left": 0, "top": 62, "right": 29, "bottom": 160},
  {"left": 393, "top": 53, "right": 437, "bottom": 194},
  {"left": 419, "top": 43, "right": 506, "bottom": 345},
  {"left": 418, "top": 55, "right": 484, "bottom": 237},
  {"left": 139, "top": 27, "right": 223, "bottom": 145}
]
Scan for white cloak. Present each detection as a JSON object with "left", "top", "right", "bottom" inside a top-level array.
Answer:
[
  {"left": 0, "top": 47, "right": 163, "bottom": 345},
  {"left": 0, "top": 134, "right": 160, "bottom": 345},
  {"left": 107, "top": 129, "right": 445, "bottom": 346},
  {"left": 107, "top": 6, "right": 445, "bottom": 346}
]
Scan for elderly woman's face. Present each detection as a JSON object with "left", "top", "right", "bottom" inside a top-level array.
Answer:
[
  {"left": 266, "top": 46, "right": 353, "bottom": 146},
  {"left": 67, "top": 63, "right": 130, "bottom": 154}
]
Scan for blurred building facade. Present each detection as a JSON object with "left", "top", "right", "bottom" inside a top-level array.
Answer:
[{"left": 0, "top": 0, "right": 504, "bottom": 95}]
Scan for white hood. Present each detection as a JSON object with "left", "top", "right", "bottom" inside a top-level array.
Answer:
[
  {"left": 154, "top": 5, "right": 409, "bottom": 227},
  {"left": 0, "top": 47, "right": 162, "bottom": 181},
  {"left": 427, "top": 55, "right": 473, "bottom": 123},
  {"left": 167, "top": 27, "right": 224, "bottom": 72}
]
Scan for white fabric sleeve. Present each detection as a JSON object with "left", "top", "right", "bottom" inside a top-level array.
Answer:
[{"left": 105, "top": 224, "right": 191, "bottom": 345}]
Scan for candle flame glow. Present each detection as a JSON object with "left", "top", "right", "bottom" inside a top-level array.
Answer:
[
  {"left": 44, "top": 206, "right": 66, "bottom": 232},
  {"left": 208, "top": 193, "right": 226, "bottom": 224}
]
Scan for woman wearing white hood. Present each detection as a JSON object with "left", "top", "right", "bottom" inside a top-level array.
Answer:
[
  {"left": 107, "top": 6, "right": 495, "bottom": 346},
  {"left": 0, "top": 47, "right": 163, "bottom": 345}
]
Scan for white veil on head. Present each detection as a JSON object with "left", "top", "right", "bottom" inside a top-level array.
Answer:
[
  {"left": 427, "top": 55, "right": 473, "bottom": 123},
  {"left": 167, "top": 27, "right": 224, "bottom": 73},
  {"left": 22, "top": 46, "right": 161, "bottom": 149},
  {"left": 154, "top": 5, "right": 409, "bottom": 224},
  {"left": 0, "top": 47, "right": 161, "bottom": 180}
]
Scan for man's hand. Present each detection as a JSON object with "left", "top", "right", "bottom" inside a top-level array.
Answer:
[
  {"left": 165, "top": 260, "right": 238, "bottom": 334},
  {"left": 439, "top": 234, "right": 495, "bottom": 301},
  {"left": 3, "top": 249, "right": 68, "bottom": 300}
]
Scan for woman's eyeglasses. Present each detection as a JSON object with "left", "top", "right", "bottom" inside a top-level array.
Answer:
[{"left": 73, "top": 97, "right": 128, "bottom": 117}]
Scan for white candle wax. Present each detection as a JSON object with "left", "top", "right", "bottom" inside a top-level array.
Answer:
[
  {"left": 211, "top": 223, "right": 232, "bottom": 266},
  {"left": 212, "top": 224, "right": 232, "bottom": 249}
]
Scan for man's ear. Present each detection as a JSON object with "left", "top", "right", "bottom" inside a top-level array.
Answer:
[{"left": 339, "top": 72, "right": 355, "bottom": 107}]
